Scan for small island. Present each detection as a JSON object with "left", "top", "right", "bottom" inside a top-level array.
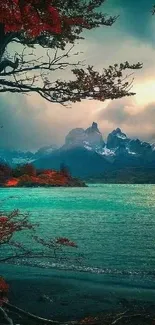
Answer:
[{"left": 0, "top": 163, "right": 86, "bottom": 187}]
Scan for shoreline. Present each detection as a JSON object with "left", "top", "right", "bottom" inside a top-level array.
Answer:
[{"left": 1, "top": 264, "right": 155, "bottom": 321}]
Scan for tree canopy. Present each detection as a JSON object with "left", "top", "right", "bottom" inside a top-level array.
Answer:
[{"left": 0, "top": 0, "right": 142, "bottom": 104}]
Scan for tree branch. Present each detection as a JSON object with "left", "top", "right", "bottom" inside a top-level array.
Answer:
[
  {"left": 0, "top": 58, "right": 19, "bottom": 73},
  {"left": 3, "top": 302, "right": 78, "bottom": 325},
  {"left": 0, "top": 306, "right": 13, "bottom": 325}
]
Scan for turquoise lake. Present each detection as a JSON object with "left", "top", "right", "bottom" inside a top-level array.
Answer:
[{"left": 1, "top": 184, "right": 155, "bottom": 320}]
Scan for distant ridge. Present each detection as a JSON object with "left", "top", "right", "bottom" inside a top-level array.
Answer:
[{"left": 0, "top": 123, "right": 155, "bottom": 179}]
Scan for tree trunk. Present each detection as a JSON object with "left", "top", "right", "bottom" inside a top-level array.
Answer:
[
  {"left": 0, "top": 23, "right": 15, "bottom": 62},
  {"left": 0, "top": 23, "right": 5, "bottom": 61}
]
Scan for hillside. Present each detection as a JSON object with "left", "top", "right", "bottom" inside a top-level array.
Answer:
[
  {"left": 0, "top": 165, "right": 86, "bottom": 187},
  {"left": 0, "top": 122, "right": 155, "bottom": 180},
  {"left": 87, "top": 167, "right": 155, "bottom": 184}
]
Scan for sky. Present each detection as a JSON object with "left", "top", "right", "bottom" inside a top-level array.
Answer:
[{"left": 1, "top": 0, "right": 155, "bottom": 151}]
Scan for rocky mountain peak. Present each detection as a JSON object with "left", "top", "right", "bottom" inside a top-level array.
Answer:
[
  {"left": 112, "top": 128, "right": 127, "bottom": 138},
  {"left": 1, "top": 123, "right": 155, "bottom": 177},
  {"left": 85, "top": 122, "right": 100, "bottom": 134},
  {"left": 92, "top": 122, "right": 98, "bottom": 129},
  {"left": 115, "top": 127, "right": 121, "bottom": 133},
  {"left": 65, "top": 122, "right": 105, "bottom": 149},
  {"left": 107, "top": 128, "right": 128, "bottom": 149},
  {"left": 65, "top": 128, "right": 86, "bottom": 146}
]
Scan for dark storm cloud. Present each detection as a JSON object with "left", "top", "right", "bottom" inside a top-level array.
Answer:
[
  {"left": 104, "top": 0, "right": 155, "bottom": 43},
  {"left": 0, "top": 95, "right": 60, "bottom": 151},
  {"left": 1, "top": 0, "right": 155, "bottom": 150}
]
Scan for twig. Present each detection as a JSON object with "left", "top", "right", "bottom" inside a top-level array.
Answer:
[
  {"left": 4, "top": 302, "right": 78, "bottom": 325},
  {"left": 111, "top": 311, "right": 150, "bottom": 324},
  {"left": 0, "top": 306, "right": 14, "bottom": 325}
]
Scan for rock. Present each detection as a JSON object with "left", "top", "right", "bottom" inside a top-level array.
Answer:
[
  {"left": 85, "top": 122, "right": 105, "bottom": 148},
  {"left": 107, "top": 128, "right": 129, "bottom": 149},
  {"left": 65, "top": 122, "right": 105, "bottom": 150},
  {"left": 128, "top": 139, "right": 152, "bottom": 155},
  {"left": 65, "top": 128, "right": 86, "bottom": 146}
]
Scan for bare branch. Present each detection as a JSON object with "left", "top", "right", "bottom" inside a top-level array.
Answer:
[
  {"left": 4, "top": 302, "right": 78, "bottom": 325},
  {"left": 0, "top": 1, "right": 142, "bottom": 103},
  {"left": 0, "top": 306, "right": 14, "bottom": 325}
]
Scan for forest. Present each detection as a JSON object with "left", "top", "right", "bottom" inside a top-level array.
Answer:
[{"left": 0, "top": 163, "right": 86, "bottom": 187}]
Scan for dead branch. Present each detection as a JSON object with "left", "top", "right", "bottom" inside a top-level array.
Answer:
[
  {"left": 3, "top": 302, "right": 78, "bottom": 325},
  {"left": 0, "top": 306, "right": 14, "bottom": 325}
]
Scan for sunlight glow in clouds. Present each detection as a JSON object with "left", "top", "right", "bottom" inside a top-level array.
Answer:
[
  {"left": 1, "top": 0, "right": 155, "bottom": 149},
  {"left": 134, "top": 80, "right": 155, "bottom": 106}
]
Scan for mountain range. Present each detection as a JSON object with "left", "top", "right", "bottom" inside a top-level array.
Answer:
[{"left": 1, "top": 122, "right": 155, "bottom": 179}]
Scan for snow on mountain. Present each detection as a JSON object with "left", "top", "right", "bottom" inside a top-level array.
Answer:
[
  {"left": 0, "top": 123, "right": 155, "bottom": 173},
  {"left": 0, "top": 144, "right": 57, "bottom": 166},
  {"left": 12, "top": 157, "right": 35, "bottom": 165},
  {"left": 126, "top": 147, "right": 137, "bottom": 155},
  {"left": 35, "top": 145, "right": 57, "bottom": 158},
  {"left": 65, "top": 122, "right": 105, "bottom": 150},
  {"left": 151, "top": 143, "right": 155, "bottom": 151},
  {"left": 97, "top": 146, "right": 116, "bottom": 157}
]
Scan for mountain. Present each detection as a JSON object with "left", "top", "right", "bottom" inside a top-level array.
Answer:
[
  {"left": 0, "top": 123, "right": 155, "bottom": 179},
  {"left": 34, "top": 146, "right": 110, "bottom": 178},
  {"left": 0, "top": 149, "right": 34, "bottom": 166},
  {"left": 64, "top": 121, "right": 105, "bottom": 150},
  {"left": 34, "top": 123, "right": 155, "bottom": 178},
  {"left": 34, "top": 122, "right": 111, "bottom": 177},
  {"left": 0, "top": 145, "right": 57, "bottom": 167}
]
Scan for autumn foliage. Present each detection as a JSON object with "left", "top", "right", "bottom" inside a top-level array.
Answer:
[
  {"left": 0, "top": 210, "right": 34, "bottom": 244},
  {"left": 0, "top": 208, "right": 78, "bottom": 313},
  {"left": 0, "top": 0, "right": 142, "bottom": 103},
  {"left": 0, "top": 0, "right": 62, "bottom": 36},
  {"left": 0, "top": 277, "right": 9, "bottom": 306},
  {"left": 0, "top": 0, "right": 89, "bottom": 37},
  {"left": 0, "top": 163, "right": 85, "bottom": 187},
  {"left": 56, "top": 237, "right": 78, "bottom": 247}
]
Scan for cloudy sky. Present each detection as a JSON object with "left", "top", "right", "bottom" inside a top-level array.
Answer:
[{"left": 1, "top": 0, "right": 155, "bottom": 151}]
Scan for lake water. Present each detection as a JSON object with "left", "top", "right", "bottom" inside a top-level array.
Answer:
[{"left": 1, "top": 184, "right": 155, "bottom": 320}]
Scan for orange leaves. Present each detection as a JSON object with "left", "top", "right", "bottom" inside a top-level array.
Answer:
[
  {"left": 2, "top": 165, "right": 80, "bottom": 187},
  {"left": 5, "top": 178, "right": 19, "bottom": 187},
  {"left": 7, "top": 168, "right": 71, "bottom": 187},
  {"left": 55, "top": 237, "right": 78, "bottom": 248}
]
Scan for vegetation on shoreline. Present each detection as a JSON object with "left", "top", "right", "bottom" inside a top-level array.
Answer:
[
  {"left": 0, "top": 163, "right": 86, "bottom": 187},
  {"left": 86, "top": 167, "right": 155, "bottom": 184},
  {"left": 0, "top": 209, "right": 81, "bottom": 324}
]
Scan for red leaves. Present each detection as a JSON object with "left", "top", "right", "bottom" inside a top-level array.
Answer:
[
  {"left": 0, "top": 0, "right": 22, "bottom": 33},
  {"left": 0, "top": 277, "right": 9, "bottom": 306},
  {"left": 5, "top": 168, "right": 71, "bottom": 186},
  {"left": 5, "top": 178, "right": 19, "bottom": 187},
  {"left": 32, "top": 235, "right": 78, "bottom": 250},
  {"left": 0, "top": 217, "right": 8, "bottom": 223},
  {"left": 0, "top": 210, "right": 34, "bottom": 244},
  {"left": 80, "top": 316, "right": 99, "bottom": 324},
  {"left": 0, "top": 0, "right": 62, "bottom": 36},
  {"left": 56, "top": 237, "right": 77, "bottom": 248},
  {"left": 63, "top": 16, "right": 90, "bottom": 28},
  {"left": 0, "top": 0, "right": 89, "bottom": 37},
  {"left": 0, "top": 277, "right": 9, "bottom": 293}
]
